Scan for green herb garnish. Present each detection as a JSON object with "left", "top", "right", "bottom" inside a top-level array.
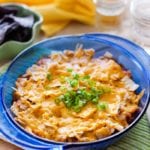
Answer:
[
  {"left": 56, "top": 86, "right": 109, "bottom": 112},
  {"left": 46, "top": 73, "right": 52, "bottom": 81},
  {"left": 70, "top": 79, "right": 78, "bottom": 87},
  {"left": 57, "top": 89, "right": 88, "bottom": 112},
  {"left": 92, "top": 97, "right": 99, "bottom": 104},
  {"left": 55, "top": 71, "right": 111, "bottom": 112},
  {"left": 73, "top": 73, "right": 80, "bottom": 80},
  {"left": 88, "top": 80, "right": 96, "bottom": 87},
  {"left": 67, "top": 68, "right": 73, "bottom": 72},
  {"left": 97, "top": 102, "right": 108, "bottom": 111},
  {"left": 83, "top": 75, "right": 90, "bottom": 79}
]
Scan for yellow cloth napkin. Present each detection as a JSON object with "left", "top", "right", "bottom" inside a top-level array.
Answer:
[
  {"left": 0, "top": 0, "right": 96, "bottom": 36},
  {"left": 31, "top": 0, "right": 96, "bottom": 36}
]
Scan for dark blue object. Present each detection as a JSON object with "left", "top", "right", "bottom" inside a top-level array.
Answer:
[{"left": 0, "top": 34, "right": 150, "bottom": 150}]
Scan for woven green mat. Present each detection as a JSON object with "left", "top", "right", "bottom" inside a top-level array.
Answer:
[{"left": 0, "top": 64, "right": 150, "bottom": 150}]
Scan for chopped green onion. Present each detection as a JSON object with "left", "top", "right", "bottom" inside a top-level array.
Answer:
[
  {"left": 67, "top": 68, "right": 73, "bottom": 72},
  {"left": 78, "top": 99, "right": 87, "bottom": 107},
  {"left": 46, "top": 73, "right": 52, "bottom": 81},
  {"left": 88, "top": 80, "right": 96, "bottom": 87},
  {"left": 92, "top": 97, "right": 99, "bottom": 104},
  {"left": 97, "top": 102, "right": 108, "bottom": 111},
  {"left": 73, "top": 106, "right": 81, "bottom": 113},
  {"left": 83, "top": 75, "right": 90, "bottom": 79},
  {"left": 70, "top": 79, "right": 78, "bottom": 87},
  {"left": 73, "top": 73, "right": 80, "bottom": 80},
  {"left": 55, "top": 83, "right": 110, "bottom": 112},
  {"left": 86, "top": 92, "right": 92, "bottom": 100},
  {"left": 59, "top": 95, "right": 65, "bottom": 100}
]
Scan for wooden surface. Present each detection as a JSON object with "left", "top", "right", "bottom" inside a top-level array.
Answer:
[{"left": 0, "top": 0, "right": 150, "bottom": 149}]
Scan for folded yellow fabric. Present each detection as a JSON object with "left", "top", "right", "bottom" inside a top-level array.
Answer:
[
  {"left": 31, "top": 0, "right": 96, "bottom": 36},
  {"left": 0, "top": 0, "right": 96, "bottom": 36},
  {"left": 42, "top": 21, "right": 70, "bottom": 37}
]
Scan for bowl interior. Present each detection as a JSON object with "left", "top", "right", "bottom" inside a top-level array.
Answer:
[{"left": 2, "top": 35, "right": 150, "bottom": 133}]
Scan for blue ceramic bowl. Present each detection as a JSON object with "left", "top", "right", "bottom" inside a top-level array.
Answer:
[{"left": 0, "top": 34, "right": 150, "bottom": 150}]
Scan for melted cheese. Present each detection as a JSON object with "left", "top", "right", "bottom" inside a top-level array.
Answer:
[{"left": 11, "top": 48, "right": 144, "bottom": 142}]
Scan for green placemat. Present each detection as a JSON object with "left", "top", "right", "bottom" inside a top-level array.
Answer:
[{"left": 0, "top": 64, "right": 150, "bottom": 150}]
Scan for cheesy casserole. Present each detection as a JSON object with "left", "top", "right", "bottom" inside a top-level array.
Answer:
[{"left": 11, "top": 48, "right": 144, "bottom": 142}]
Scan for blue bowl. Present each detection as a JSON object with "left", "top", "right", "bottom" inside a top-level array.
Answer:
[{"left": 0, "top": 34, "right": 150, "bottom": 150}]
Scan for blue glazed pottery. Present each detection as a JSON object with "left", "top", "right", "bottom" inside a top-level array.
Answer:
[{"left": 0, "top": 34, "right": 150, "bottom": 150}]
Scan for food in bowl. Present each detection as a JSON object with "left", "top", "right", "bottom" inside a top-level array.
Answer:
[
  {"left": 11, "top": 47, "right": 144, "bottom": 142},
  {"left": 0, "top": 5, "right": 34, "bottom": 45}
]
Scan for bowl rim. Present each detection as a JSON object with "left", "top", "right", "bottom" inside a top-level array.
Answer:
[
  {"left": 0, "top": 3, "right": 43, "bottom": 47},
  {"left": 1, "top": 33, "right": 150, "bottom": 147}
]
